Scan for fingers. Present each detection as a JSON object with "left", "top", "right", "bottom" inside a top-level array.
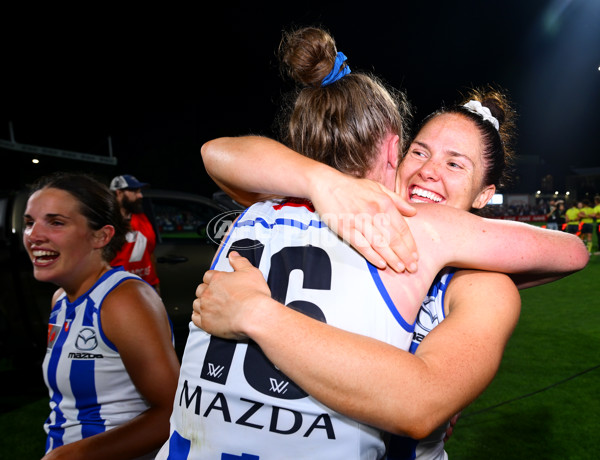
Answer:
[
  {"left": 443, "top": 412, "right": 461, "bottom": 443},
  {"left": 196, "top": 279, "right": 207, "bottom": 297},
  {"left": 344, "top": 229, "right": 387, "bottom": 270},
  {"left": 385, "top": 211, "right": 419, "bottom": 271},
  {"left": 191, "top": 298, "right": 202, "bottom": 328},
  {"left": 351, "top": 212, "right": 418, "bottom": 273},
  {"left": 381, "top": 188, "right": 419, "bottom": 266},
  {"left": 385, "top": 187, "right": 417, "bottom": 217},
  {"left": 351, "top": 217, "right": 403, "bottom": 271},
  {"left": 202, "top": 269, "right": 215, "bottom": 285},
  {"left": 228, "top": 251, "right": 253, "bottom": 270}
]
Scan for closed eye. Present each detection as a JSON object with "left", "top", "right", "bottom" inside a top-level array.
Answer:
[{"left": 410, "top": 148, "right": 428, "bottom": 159}]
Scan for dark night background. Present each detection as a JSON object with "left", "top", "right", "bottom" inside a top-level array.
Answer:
[{"left": 2, "top": 1, "right": 599, "bottom": 199}]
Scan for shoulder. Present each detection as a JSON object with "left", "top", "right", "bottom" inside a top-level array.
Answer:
[
  {"left": 104, "top": 278, "right": 162, "bottom": 311},
  {"left": 434, "top": 270, "right": 521, "bottom": 347},
  {"left": 446, "top": 270, "right": 520, "bottom": 313},
  {"left": 101, "top": 278, "right": 168, "bottom": 328},
  {"left": 100, "top": 277, "right": 172, "bottom": 350},
  {"left": 448, "top": 269, "right": 517, "bottom": 291}
]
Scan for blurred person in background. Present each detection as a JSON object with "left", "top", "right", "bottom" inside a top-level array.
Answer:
[
  {"left": 565, "top": 200, "right": 582, "bottom": 235},
  {"left": 110, "top": 174, "right": 161, "bottom": 294},
  {"left": 546, "top": 199, "right": 565, "bottom": 231},
  {"left": 579, "top": 199, "right": 595, "bottom": 253},
  {"left": 593, "top": 195, "right": 600, "bottom": 252}
]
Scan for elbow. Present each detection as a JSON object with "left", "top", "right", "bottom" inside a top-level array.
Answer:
[
  {"left": 573, "top": 238, "right": 590, "bottom": 271},
  {"left": 389, "top": 420, "right": 439, "bottom": 440},
  {"left": 385, "top": 410, "right": 445, "bottom": 439},
  {"left": 559, "top": 233, "right": 591, "bottom": 273},
  {"left": 200, "top": 138, "right": 221, "bottom": 168}
]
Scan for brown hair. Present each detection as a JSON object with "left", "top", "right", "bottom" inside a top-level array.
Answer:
[{"left": 276, "top": 26, "right": 412, "bottom": 178}]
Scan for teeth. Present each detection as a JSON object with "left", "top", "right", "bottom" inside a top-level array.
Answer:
[
  {"left": 33, "top": 250, "right": 58, "bottom": 257},
  {"left": 411, "top": 187, "right": 442, "bottom": 202}
]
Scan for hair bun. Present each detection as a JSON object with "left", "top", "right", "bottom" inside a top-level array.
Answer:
[{"left": 279, "top": 27, "right": 338, "bottom": 87}]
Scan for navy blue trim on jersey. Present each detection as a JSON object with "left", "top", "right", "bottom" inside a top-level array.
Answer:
[
  {"left": 236, "top": 215, "right": 327, "bottom": 231},
  {"left": 212, "top": 207, "right": 328, "bottom": 270},
  {"left": 72, "top": 359, "right": 105, "bottom": 438},
  {"left": 367, "top": 262, "right": 415, "bottom": 332},
  {"left": 427, "top": 268, "right": 456, "bottom": 325},
  {"left": 167, "top": 430, "right": 191, "bottom": 458}
]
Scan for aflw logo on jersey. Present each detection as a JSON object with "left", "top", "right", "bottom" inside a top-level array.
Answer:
[
  {"left": 269, "top": 378, "right": 289, "bottom": 394},
  {"left": 207, "top": 363, "right": 226, "bottom": 379}
]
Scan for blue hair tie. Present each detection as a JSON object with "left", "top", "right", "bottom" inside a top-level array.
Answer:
[{"left": 321, "top": 52, "right": 351, "bottom": 87}]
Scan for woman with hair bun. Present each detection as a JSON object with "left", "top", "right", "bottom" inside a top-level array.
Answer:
[{"left": 167, "top": 27, "right": 587, "bottom": 459}]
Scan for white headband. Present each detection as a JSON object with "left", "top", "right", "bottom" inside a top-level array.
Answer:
[{"left": 463, "top": 100, "right": 500, "bottom": 131}]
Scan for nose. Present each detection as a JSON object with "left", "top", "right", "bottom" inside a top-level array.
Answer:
[
  {"left": 25, "top": 222, "right": 46, "bottom": 244},
  {"left": 418, "top": 158, "right": 441, "bottom": 181}
]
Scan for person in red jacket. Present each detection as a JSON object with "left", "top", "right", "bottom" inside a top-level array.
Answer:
[{"left": 110, "top": 174, "right": 161, "bottom": 293}]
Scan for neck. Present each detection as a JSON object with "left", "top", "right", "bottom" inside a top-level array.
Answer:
[{"left": 65, "top": 262, "right": 112, "bottom": 302}]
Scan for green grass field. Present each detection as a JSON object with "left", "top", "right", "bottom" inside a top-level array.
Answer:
[
  {"left": 446, "top": 254, "right": 600, "bottom": 459},
  {"left": 1, "top": 252, "right": 598, "bottom": 459}
]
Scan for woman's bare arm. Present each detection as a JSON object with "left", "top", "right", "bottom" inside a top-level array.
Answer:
[
  {"left": 193, "top": 204, "right": 588, "bottom": 438},
  {"left": 416, "top": 203, "right": 589, "bottom": 279},
  {"left": 194, "top": 254, "right": 520, "bottom": 439},
  {"left": 202, "top": 136, "right": 419, "bottom": 272},
  {"left": 43, "top": 281, "right": 180, "bottom": 460}
]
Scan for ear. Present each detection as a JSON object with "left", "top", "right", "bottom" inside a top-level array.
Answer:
[
  {"left": 93, "top": 225, "right": 116, "bottom": 249},
  {"left": 472, "top": 184, "right": 496, "bottom": 209},
  {"left": 385, "top": 134, "right": 400, "bottom": 169},
  {"left": 384, "top": 134, "right": 400, "bottom": 190}
]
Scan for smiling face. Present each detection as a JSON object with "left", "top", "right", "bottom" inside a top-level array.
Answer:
[
  {"left": 23, "top": 187, "right": 111, "bottom": 298},
  {"left": 396, "top": 113, "right": 496, "bottom": 211}
]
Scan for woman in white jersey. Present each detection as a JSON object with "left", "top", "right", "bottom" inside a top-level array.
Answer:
[
  {"left": 24, "top": 172, "right": 180, "bottom": 460},
  {"left": 160, "top": 27, "right": 579, "bottom": 458},
  {"left": 194, "top": 30, "right": 588, "bottom": 460}
]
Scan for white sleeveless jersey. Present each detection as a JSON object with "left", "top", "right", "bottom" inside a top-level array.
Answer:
[
  {"left": 387, "top": 268, "right": 456, "bottom": 460},
  {"left": 42, "top": 267, "right": 154, "bottom": 458},
  {"left": 158, "top": 200, "right": 416, "bottom": 460}
]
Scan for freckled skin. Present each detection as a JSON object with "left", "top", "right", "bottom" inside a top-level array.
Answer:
[{"left": 396, "top": 113, "right": 495, "bottom": 212}]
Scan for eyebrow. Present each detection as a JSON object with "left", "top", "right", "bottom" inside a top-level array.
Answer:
[
  {"left": 412, "top": 140, "right": 475, "bottom": 168},
  {"left": 23, "top": 213, "right": 71, "bottom": 220}
]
